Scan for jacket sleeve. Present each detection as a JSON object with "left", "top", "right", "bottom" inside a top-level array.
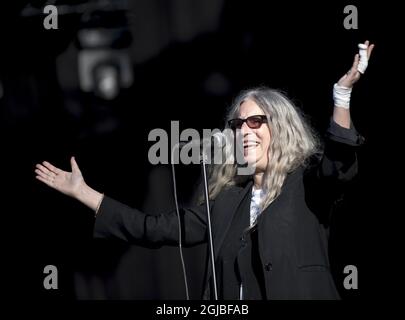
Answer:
[
  {"left": 304, "top": 118, "right": 365, "bottom": 225},
  {"left": 93, "top": 195, "right": 210, "bottom": 246},
  {"left": 319, "top": 118, "right": 365, "bottom": 181}
]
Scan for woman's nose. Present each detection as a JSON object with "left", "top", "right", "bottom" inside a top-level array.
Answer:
[{"left": 241, "top": 121, "right": 253, "bottom": 135}]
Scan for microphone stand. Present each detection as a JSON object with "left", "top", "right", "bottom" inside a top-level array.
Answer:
[
  {"left": 171, "top": 138, "right": 220, "bottom": 300},
  {"left": 200, "top": 151, "right": 218, "bottom": 300}
]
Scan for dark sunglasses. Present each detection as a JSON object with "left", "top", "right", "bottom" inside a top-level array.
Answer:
[{"left": 228, "top": 115, "right": 268, "bottom": 130}]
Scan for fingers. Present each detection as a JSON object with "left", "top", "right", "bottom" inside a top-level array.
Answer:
[
  {"left": 35, "top": 166, "right": 55, "bottom": 187},
  {"left": 42, "top": 161, "right": 62, "bottom": 175},
  {"left": 35, "top": 174, "right": 54, "bottom": 187},
  {"left": 357, "top": 40, "right": 374, "bottom": 74},
  {"left": 362, "top": 40, "right": 374, "bottom": 59},
  {"left": 35, "top": 163, "right": 56, "bottom": 178},
  {"left": 35, "top": 161, "right": 62, "bottom": 187},
  {"left": 367, "top": 43, "right": 375, "bottom": 59}
]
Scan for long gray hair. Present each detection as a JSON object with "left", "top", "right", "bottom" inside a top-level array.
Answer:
[{"left": 206, "top": 87, "right": 321, "bottom": 211}]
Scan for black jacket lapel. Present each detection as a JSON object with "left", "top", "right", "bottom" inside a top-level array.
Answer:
[{"left": 212, "top": 180, "right": 253, "bottom": 260}]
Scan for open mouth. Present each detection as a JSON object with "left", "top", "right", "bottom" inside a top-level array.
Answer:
[{"left": 243, "top": 141, "right": 259, "bottom": 151}]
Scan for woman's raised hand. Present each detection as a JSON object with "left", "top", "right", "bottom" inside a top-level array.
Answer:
[
  {"left": 337, "top": 40, "right": 375, "bottom": 88},
  {"left": 35, "top": 156, "right": 85, "bottom": 199}
]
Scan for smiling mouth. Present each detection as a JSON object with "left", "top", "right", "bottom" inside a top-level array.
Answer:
[{"left": 243, "top": 141, "right": 259, "bottom": 150}]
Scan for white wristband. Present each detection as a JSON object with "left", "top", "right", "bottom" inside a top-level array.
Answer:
[
  {"left": 333, "top": 83, "right": 352, "bottom": 109},
  {"left": 357, "top": 43, "right": 368, "bottom": 74}
]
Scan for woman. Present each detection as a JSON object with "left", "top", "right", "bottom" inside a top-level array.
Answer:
[{"left": 35, "top": 41, "right": 374, "bottom": 299}]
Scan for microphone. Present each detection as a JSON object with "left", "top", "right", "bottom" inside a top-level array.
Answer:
[
  {"left": 179, "top": 132, "right": 226, "bottom": 150},
  {"left": 171, "top": 131, "right": 228, "bottom": 165}
]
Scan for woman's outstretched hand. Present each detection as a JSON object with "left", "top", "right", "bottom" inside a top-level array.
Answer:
[
  {"left": 35, "top": 156, "right": 85, "bottom": 199},
  {"left": 337, "top": 40, "right": 375, "bottom": 88},
  {"left": 35, "top": 156, "right": 103, "bottom": 212}
]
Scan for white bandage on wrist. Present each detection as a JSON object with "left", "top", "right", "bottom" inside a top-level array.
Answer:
[
  {"left": 357, "top": 43, "right": 368, "bottom": 74},
  {"left": 333, "top": 83, "right": 352, "bottom": 109}
]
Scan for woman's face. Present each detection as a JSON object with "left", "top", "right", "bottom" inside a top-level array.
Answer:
[{"left": 238, "top": 99, "right": 271, "bottom": 173}]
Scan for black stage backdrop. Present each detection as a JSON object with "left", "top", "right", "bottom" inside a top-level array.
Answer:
[{"left": 0, "top": 0, "right": 399, "bottom": 303}]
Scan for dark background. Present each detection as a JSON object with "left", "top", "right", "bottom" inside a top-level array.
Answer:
[{"left": 0, "top": 0, "right": 398, "bottom": 300}]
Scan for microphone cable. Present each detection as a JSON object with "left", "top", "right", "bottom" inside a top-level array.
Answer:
[{"left": 171, "top": 143, "right": 190, "bottom": 300}]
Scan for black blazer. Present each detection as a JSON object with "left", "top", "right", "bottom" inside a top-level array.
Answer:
[{"left": 94, "top": 119, "right": 364, "bottom": 299}]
